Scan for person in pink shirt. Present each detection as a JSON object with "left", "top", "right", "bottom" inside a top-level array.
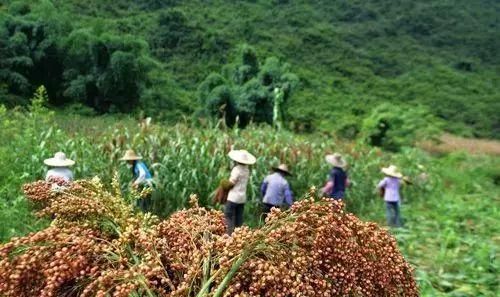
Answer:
[{"left": 377, "top": 165, "right": 404, "bottom": 227}]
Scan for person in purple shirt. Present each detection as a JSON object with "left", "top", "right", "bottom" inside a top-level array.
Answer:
[
  {"left": 260, "top": 164, "right": 294, "bottom": 219},
  {"left": 377, "top": 165, "right": 404, "bottom": 227}
]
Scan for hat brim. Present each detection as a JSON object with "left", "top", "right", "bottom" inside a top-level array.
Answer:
[
  {"left": 381, "top": 168, "right": 403, "bottom": 178},
  {"left": 325, "top": 155, "right": 347, "bottom": 168},
  {"left": 228, "top": 151, "right": 256, "bottom": 165},
  {"left": 273, "top": 167, "right": 292, "bottom": 176},
  {"left": 120, "top": 156, "right": 142, "bottom": 161},
  {"left": 44, "top": 158, "right": 75, "bottom": 167}
]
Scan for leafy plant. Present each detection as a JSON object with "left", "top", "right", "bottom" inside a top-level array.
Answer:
[
  {"left": 361, "top": 103, "right": 442, "bottom": 152},
  {"left": 198, "top": 45, "right": 299, "bottom": 127}
]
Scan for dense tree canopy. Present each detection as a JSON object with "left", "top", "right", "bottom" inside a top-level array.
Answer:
[
  {"left": 0, "top": 0, "right": 152, "bottom": 112},
  {"left": 198, "top": 45, "right": 298, "bottom": 127},
  {"left": 0, "top": 0, "right": 498, "bottom": 138},
  {"left": 63, "top": 30, "right": 151, "bottom": 112}
]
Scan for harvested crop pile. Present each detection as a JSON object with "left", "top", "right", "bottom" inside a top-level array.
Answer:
[{"left": 0, "top": 178, "right": 418, "bottom": 296}]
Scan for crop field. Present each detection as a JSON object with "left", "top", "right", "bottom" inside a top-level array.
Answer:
[
  {"left": 1, "top": 0, "right": 499, "bottom": 295},
  {"left": 0, "top": 104, "right": 498, "bottom": 296}
]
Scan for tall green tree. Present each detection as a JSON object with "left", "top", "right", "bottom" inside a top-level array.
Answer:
[
  {"left": 198, "top": 45, "right": 298, "bottom": 127},
  {"left": 0, "top": 1, "right": 66, "bottom": 105},
  {"left": 63, "top": 30, "right": 151, "bottom": 112}
]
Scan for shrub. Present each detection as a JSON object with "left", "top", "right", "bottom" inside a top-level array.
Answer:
[
  {"left": 198, "top": 45, "right": 299, "bottom": 128},
  {"left": 360, "top": 103, "right": 441, "bottom": 152}
]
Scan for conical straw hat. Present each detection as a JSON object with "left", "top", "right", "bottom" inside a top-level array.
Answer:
[
  {"left": 228, "top": 150, "right": 256, "bottom": 165},
  {"left": 325, "top": 153, "right": 347, "bottom": 168},
  {"left": 272, "top": 164, "right": 292, "bottom": 175},
  {"left": 381, "top": 165, "right": 403, "bottom": 178},
  {"left": 44, "top": 152, "right": 75, "bottom": 167},
  {"left": 120, "top": 149, "right": 142, "bottom": 161}
]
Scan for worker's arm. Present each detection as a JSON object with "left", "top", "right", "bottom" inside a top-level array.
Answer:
[
  {"left": 260, "top": 181, "right": 268, "bottom": 197},
  {"left": 377, "top": 178, "right": 387, "bottom": 189},
  {"left": 284, "top": 184, "right": 294, "bottom": 207},
  {"left": 321, "top": 180, "right": 334, "bottom": 196},
  {"left": 229, "top": 167, "right": 239, "bottom": 185}
]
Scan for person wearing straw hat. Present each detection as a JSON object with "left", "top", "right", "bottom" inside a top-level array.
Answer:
[
  {"left": 44, "top": 152, "right": 75, "bottom": 182},
  {"left": 260, "top": 164, "right": 294, "bottom": 219},
  {"left": 321, "top": 153, "right": 350, "bottom": 200},
  {"left": 120, "top": 149, "right": 153, "bottom": 211},
  {"left": 377, "top": 165, "right": 404, "bottom": 227},
  {"left": 225, "top": 149, "right": 256, "bottom": 235}
]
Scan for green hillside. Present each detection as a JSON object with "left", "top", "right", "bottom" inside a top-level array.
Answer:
[{"left": 1, "top": 0, "right": 499, "bottom": 138}]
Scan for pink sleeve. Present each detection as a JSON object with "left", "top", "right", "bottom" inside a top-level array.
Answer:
[
  {"left": 377, "top": 178, "right": 387, "bottom": 189},
  {"left": 322, "top": 180, "right": 334, "bottom": 195}
]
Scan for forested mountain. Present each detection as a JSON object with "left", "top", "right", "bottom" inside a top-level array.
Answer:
[{"left": 1, "top": 0, "right": 499, "bottom": 138}]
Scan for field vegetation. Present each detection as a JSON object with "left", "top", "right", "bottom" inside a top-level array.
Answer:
[
  {"left": 0, "top": 0, "right": 499, "bottom": 296},
  {"left": 0, "top": 94, "right": 498, "bottom": 296}
]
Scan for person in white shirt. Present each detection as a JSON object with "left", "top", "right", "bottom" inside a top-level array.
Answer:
[
  {"left": 44, "top": 152, "right": 75, "bottom": 182},
  {"left": 225, "top": 149, "right": 256, "bottom": 235}
]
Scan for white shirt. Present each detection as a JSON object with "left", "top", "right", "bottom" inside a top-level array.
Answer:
[
  {"left": 227, "top": 164, "right": 250, "bottom": 204},
  {"left": 46, "top": 167, "right": 74, "bottom": 182}
]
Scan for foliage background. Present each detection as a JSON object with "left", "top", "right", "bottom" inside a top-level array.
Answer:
[
  {"left": 0, "top": 0, "right": 499, "bottom": 296},
  {"left": 0, "top": 0, "right": 499, "bottom": 137}
]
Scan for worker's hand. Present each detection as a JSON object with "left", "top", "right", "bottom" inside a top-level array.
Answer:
[{"left": 132, "top": 183, "right": 139, "bottom": 190}]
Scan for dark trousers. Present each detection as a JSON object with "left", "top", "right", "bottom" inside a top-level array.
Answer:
[
  {"left": 261, "top": 203, "right": 277, "bottom": 221},
  {"left": 330, "top": 191, "right": 345, "bottom": 200},
  {"left": 224, "top": 201, "right": 244, "bottom": 235},
  {"left": 386, "top": 201, "right": 402, "bottom": 227}
]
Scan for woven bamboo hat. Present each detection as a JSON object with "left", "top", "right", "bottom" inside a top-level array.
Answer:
[
  {"left": 44, "top": 152, "right": 75, "bottom": 167},
  {"left": 381, "top": 165, "right": 403, "bottom": 179},
  {"left": 273, "top": 164, "right": 292, "bottom": 175},
  {"left": 120, "top": 149, "right": 142, "bottom": 161},
  {"left": 228, "top": 150, "right": 256, "bottom": 165},
  {"left": 325, "top": 153, "right": 347, "bottom": 169}
]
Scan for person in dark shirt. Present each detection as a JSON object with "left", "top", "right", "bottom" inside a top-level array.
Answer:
[{"left": 321, "top": 153, "right": 350, "bottom": 200}]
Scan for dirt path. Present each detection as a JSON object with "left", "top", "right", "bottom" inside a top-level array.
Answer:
[{"left": 420, "top": 134, "right": 500, "bottom": 156}]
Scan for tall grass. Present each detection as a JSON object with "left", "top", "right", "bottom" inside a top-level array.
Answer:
[{"left": 53, "top": 117, "right": 432, "bottom": 225}]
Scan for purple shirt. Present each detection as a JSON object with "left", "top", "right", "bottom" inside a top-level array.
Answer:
[
  {"left": 377, "top": 177, "right": 401, "bottom": 202},
  {"left": 261, "top": 172, "right": 293, "bottom": 207}
]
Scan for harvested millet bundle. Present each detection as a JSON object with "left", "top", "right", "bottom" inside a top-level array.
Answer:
[{"left": 1, "top": 179, "right": 418, "bottom": 297}]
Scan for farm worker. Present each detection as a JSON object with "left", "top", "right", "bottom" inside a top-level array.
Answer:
[
  {"left": 225, "top": 149, "right": 256, "bottom": 235},
  {"left": 260, "top": 164, "right": 294, "bottom": 219},
  {"left": 120, "top": 149, "right": 153, "bottom": 211},
  {"left": 44, "top": 152, "right": 75, "bottom": 182},
  {"left": 321, "top": 153, "right": 350, "bottom": 200},
  {"left": 377, "top": 165, "right": 404, "bottom": 227}
]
